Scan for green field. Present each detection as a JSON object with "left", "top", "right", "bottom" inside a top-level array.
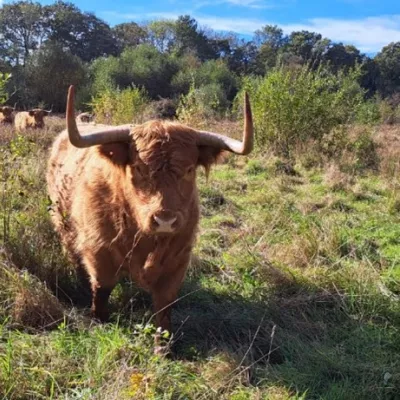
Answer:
[{"left": 0, "top": 121, "right": 399, "bottom": 399}]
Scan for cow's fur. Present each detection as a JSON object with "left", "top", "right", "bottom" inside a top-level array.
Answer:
[
  {"left": 14, "top": 109, "right": 50, "bottom": 130},
  {"left": 0, "top": 106, "right": 14, "bottom": 124},
  {"left": 47, "top": 121, "right": 224, "bottom": 346}
]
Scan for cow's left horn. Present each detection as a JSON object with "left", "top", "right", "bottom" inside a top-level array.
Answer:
[
  {"left": 196, "top": 92, "right": 254, "bottom": 155},
  {"left": 67, "top": 85, "right": 132, "bottom": 148}
]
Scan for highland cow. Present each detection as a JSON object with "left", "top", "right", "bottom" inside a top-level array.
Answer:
[
  {"left": 76, "top": 112, "right": 94, "bottom": 124},
  {"left": 47, "top": 85, "right": 253, "bottom": 352},
  {"left": 15, "top": 108, "right": 51, "bottom": 130},
  {"left": 0, "top": 105, "right": 15, "bottom": 124}
]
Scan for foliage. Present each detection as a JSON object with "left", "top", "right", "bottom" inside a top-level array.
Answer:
[
  {"left": 177, "top": 81, "right": 228, "bottom": 124},
  {"left": 375, "top": 42, "right": 400, "bottom": 97},
  {"left": 355, "top": 99, "right": 381, "bottom": 125},
  {"left": 172, "top": 58, "right": 238, "bottom": 101},
  {"left": 0, "top": 72, "right": 12, "bottom": 103},
  {"left": 23, "top": 42, "right": 86, "bottom": 110},
  {"left": 0, "top": 1, "right": 399, "bottom": 111},
  {"left": 91, "top": 45, "right": 179, "bottom": 99},
  {"left": 240, "top": 64, "right": 365, "bottom": 158},
  {"left": 90, "top": 86, "right": 148, "bottom": 125}
]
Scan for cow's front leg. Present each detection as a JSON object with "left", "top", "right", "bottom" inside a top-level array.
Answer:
[
  {"left": 91, "top": 283, "right": 113, "bottom": 322},
  {"left": 82, "top": 251, "right": 119, "bottom": 323},
  {"left": 150, "top": 260, "right": 188, "bottom": 355}
]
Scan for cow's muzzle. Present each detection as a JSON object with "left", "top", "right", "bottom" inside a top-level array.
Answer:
[{"left": 151, "top": 210, "right": 180, "bottom": 234}]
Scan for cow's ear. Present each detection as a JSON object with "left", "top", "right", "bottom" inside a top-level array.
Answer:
[
  {"left": 28, "top": 110, "right": 35, "bottom": 116},
  {"left": 197, "top": 146, "right": 226, "bottom": 177},
  {"left": 0, "top": 107, "right": 3, "bottom": 112},
  {"left": 98, "top": 142, "right": 131, "bottom": 166}
]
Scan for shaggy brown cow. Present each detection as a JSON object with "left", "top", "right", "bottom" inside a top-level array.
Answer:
[
  {"left": 0, "top": 105, "right": 15, "bottom": 124},
  {"left": 14, "top": 108, "right": 51, "bottom": 130},
  {"left": 47, "top": 85, "right": 253, "bottom": 352},
  {"left": 76, "top": 112, "right": 94, "bottom": 123}
]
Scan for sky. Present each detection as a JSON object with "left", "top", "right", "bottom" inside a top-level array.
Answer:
[{"left": 3, "top": 0, "right": 400, "bottom": 54}]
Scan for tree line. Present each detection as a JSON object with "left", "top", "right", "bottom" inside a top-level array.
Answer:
[{"left": 0, "top": 0, "right": 399, "bottom": 111}]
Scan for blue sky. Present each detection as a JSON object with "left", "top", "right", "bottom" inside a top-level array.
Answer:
[{"left": 2, "top": 0, "right": 400, "bottom": 54}]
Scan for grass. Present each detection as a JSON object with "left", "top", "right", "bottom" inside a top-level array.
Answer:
[{"left": 0, "top": 120, "right": 399, "bottom": 399}]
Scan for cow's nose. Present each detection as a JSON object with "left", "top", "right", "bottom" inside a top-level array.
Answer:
[{"left": 153, "top": 211, "right": 177, "bottom": 233}]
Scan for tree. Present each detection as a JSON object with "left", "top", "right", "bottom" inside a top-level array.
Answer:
[
  {"left": 323, "top": 43, "right": 362, "bottom": 73},
  {"left": 173, "top": 15, "right": 216, "bottom": 61},
  {"left": 45, "top": 1, "right": 118, "bottom": 62},
  {"left": 24, "top": 41, "right": 86, "bottom": 110},
  {"left": 113, "top": 22, "right": 147, "bottom": 51},
  {"left": 0, "top": 1, "right": 46, "bottom": 65},
  {"left": 375, "top": 42, "right": 400, "bottom": 97},
  {"left": 146, "top": 20, "right": 176, "bottom": 53},
  {"left": 91, "top": 45, "right": 179, "bottom": 98},
  {"left": 287, "top": 31, "right": 323, "bottom": 64}
]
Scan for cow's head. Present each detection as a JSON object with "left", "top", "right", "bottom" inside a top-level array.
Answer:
[
  {"left": 66, "top": 85, "right": 253, "bottom": 236},
  {"left": 0, "top": 105, "right": 14, "bottom": 120},
  {"left": 28, "top": 108, "right": 52, "bottom": 128},
  {"left": 76, "top": 112, "right": 94, "bottom": 123}
]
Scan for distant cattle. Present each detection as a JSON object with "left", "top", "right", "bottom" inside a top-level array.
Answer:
[
  {"left": 0, "top": 105, "right": 16, "bottom": 124},
  {"left": 76, "top": 112, "right": 94, "bottom": 124},
  {"left": 47, "top": 85, "right": 254, "bottom": 353},
  {"left": 14, "top": 108, "right": 51, "bottom": 130}
]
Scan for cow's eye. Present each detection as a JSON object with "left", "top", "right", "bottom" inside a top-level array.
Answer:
[{"left": 184, "top": 166, "right": 195, "bottom": 180}]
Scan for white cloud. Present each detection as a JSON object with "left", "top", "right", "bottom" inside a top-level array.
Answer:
[
  {"left": 104, "top": 11, "right": 400, "bottom": 53},
  {"left": 281, "top": 16, "right": 400, "bottom": 53}
]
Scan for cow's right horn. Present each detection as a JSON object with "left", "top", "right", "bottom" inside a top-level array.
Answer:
[
  {"left": 196, "top": 92, "right": 254, "bottom": 155},
  {"left": 67, "top": 85, "right": 132, "bottom": 148}
]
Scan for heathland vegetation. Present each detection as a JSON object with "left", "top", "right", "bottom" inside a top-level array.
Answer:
[{"left": 0, "top": 1, "right": 400, "bottom": 399}]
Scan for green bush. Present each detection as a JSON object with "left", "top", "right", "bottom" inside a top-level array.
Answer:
[
  {"left": 90, "top": 86, "right": 148, "bottom": 125},
  {"left": 237, "top": 65, "right": 365, "bottom": 158},
  {"left": 0, "top": 72, "right": 11, "bottom": 103},
  {"left": 176, "top": 82, "right": 228, "bottom": 124},
  {"left": 172, "top": 59, "right": 238, "bottom": 101},
  {"left": 355, "top": 99, "right": 381, "bottom": 125},
  {"left": 90, "top": 45, "right": 179, "bottom": 99}
]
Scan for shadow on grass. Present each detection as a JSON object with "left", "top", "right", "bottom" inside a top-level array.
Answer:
[
  {"left": 110, "top": 276, "right": 399, "bottom": 400},
  {"left": 3, "top": 244, "right": 399, "bottom": 399}
]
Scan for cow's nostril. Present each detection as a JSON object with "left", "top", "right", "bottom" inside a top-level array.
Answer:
[{"left": 153, "top": 215, "right": 177, "bottom": 227}]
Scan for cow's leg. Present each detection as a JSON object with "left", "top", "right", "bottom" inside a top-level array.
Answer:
[
  {"left": 91, "top": 283, "right": 114, "bottom": 322},
  {"left": 82, "top": 251, "right": 119, "bottom": 323},
  {"left": 150, "top": 261, "right": 188, "bottom": 354}
]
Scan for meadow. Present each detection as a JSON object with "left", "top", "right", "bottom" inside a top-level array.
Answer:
[{"left": 0, "top": 113, "right": 399, "bottom": 399}]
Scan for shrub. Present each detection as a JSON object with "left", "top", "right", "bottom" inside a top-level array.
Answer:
[
  {"left": 0, "top": 72, "right": 12, "bottom": 103},
  {"left": 176, "top": 82, "right": 229, "bottom": 124},
  {"left": 171, "top": 59, "right": 238, "bottom": 101},
  {"left": 90, "top": 86, "right": 148, "bottom": 125},
  {"left": 355, "top": 99, "right": 381, "bottom": 125},
  {"left": 90, "top": 45, "right": 179, "bottom": 99},
  {"left": 237, "top": 65, "right": 365, "bottom": 158}
]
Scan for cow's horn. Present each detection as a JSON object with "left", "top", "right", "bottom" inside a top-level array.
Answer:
[
  {"left": 67, "top": 85, "right": 132, "bottom": 148},
  {"left": 196, "top": 92, "right": 254, "bottom": 155}
]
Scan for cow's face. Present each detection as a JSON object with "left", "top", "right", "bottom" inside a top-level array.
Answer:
[
  {"left": 28, "top": 109, "right": 50, "bottom": 127},
  {"left": 0, "top": 106, "right": 13, "bottom": 117},
  {"left": 99, "top": 121, "right": 223, "bottom": 236}
]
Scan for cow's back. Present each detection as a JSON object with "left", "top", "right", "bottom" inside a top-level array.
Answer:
[{"left": 14, "top": 112, "right": 29, "bottom": 130}]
